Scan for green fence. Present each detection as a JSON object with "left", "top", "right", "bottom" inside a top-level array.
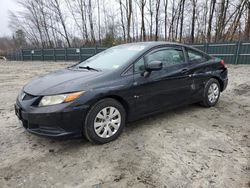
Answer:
[
  {"left": 17, "top": 47, "right": 107, "bottom": 61},
  {"left": 6, "top": 42, "right": 250, "bottom": 64},
  {"left": 191, "top": 42, "right": 250, "bottom": 64}
]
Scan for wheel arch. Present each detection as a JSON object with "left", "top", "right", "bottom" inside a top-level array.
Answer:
[
  {"left": 211, "top": 76, "right": 224, "bottom": 91},
  {"left": 88, "top": 94, "right": 131, "bottom": 121},
  {"left": 103, "top": 95, "right": 130, "bottom": 118}
]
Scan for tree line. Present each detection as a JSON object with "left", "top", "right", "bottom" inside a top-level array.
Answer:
[{"left": 5, "top": 0, "right": 250, "bottom": 50}]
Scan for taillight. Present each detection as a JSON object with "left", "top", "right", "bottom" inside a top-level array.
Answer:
[{"left": 220, "top": 59, "right": 226, "bottom": 68}]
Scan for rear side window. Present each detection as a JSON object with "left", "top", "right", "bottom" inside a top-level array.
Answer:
[
  {"left": 186, "top": 48, "right": 208, "bottom": 63},
  {"left": 134, "top": 48, "right": 185, "bottom": 72}
]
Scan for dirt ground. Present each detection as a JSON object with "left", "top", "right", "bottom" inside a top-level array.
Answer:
[{"left": 0, "top": 60, "right": 249, "bottom": 188}]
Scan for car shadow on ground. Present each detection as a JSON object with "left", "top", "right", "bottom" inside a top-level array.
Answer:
[
  {"left": 24, "top": 103, "right": 203, "bottom": 149},
  {"left": 126, "top": 104, "right": 202, "bottom": 130}
]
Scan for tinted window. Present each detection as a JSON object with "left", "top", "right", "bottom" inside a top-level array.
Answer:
[
  {"left": 134, "top": 48, "right": 185, "bottom": 72},
  {"left": 187, "top": 48, "right": 208, "bottom": 63},
  {"left": 147, "top": 49, "right": 185, "bottom": 67}
]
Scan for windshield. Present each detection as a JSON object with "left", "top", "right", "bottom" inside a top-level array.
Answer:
[{"left": 76, "top": 45, "right": 146, "bottom": 70}]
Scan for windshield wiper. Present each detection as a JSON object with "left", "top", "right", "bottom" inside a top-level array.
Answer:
[{"left": 78, "top": 66, "right": 100, "bottom": 72}]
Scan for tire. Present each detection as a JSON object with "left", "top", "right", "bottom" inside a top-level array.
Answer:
[
  {"left": 200, "top": 78, "right": 221, "bottom": 107},
  {"left": 84, "top": 98, "right": 126, "bottom": 144}
]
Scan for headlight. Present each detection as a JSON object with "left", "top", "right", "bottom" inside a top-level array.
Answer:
[{"left": 39, "top": 91, "right": 84, "bottom": 107}]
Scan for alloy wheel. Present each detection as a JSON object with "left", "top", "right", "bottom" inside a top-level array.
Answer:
[{"left": 208, "top": 83, "right": 219, "bottom": 103}]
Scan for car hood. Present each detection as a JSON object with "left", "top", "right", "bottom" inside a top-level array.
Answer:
[{"left": 24, "top": 68, "right": 106, "bottom": 96}]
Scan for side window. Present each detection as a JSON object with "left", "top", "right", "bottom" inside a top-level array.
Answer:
[
  {"left": 134, "top": 48, "right": 185, "bottom": 73},
  {"left": 134, "top": 58, "right": 145, "bottom": 72},
  {"left": 187, "top": 48, "right": 208, "bottom": 63},
  {"left": 147, "top": 49, "right": 185, "bottom": 67}
]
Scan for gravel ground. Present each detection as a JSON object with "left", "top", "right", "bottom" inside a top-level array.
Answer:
[{"left": 0, "top": 61, "right": 249, "bottom": 188}]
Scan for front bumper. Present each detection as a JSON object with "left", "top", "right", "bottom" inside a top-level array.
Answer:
[{"left": 14, "top": 102, "right": 89, "bottom": 138}]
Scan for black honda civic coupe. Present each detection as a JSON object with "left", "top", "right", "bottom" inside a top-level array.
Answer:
[{"left": 15, "top": 42, "right": 228, "bottom": 144}]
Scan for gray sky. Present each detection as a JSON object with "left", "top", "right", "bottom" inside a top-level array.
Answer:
[{"left": 0, "top": 0, "right": 20, "bottom": 37}]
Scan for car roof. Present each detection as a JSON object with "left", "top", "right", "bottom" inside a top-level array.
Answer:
[
  {"left": 119, "top": 41, "right": 209, "bottom": 54},
  {"left": 119, "top": 41, "right": 211, "bottom": 58},
  {"left": 118, "top": 41, "right": 187, "bottom": 48}
]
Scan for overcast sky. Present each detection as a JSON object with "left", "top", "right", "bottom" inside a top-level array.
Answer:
[{"left": 0, "top": 0, "right": 20, "bottom": 37}]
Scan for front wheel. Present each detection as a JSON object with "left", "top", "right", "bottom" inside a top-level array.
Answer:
[
  {"left": 201, "top": 78, "right": 221, "bottom": 107},
  {"left": 84, "top": 98, "right": 126, "bottom": 144}
]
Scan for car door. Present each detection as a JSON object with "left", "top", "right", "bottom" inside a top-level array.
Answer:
[{"left": 133, "top": 47, "right": 193, "bottom": 116}]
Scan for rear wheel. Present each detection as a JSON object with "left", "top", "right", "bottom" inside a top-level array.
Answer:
[
  {"left": 201, "top": 78, "right": 220, "bottom": 107},
  {"left": 84, "top": 98, "right": 126, "bottom": 144}
]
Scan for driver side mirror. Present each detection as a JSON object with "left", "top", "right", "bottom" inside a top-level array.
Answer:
[{"left": 145, "top": 60, "right": 163, "bottom": 71}]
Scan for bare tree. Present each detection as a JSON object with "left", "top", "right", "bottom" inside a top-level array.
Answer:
[
  {"left": 201, "top": 0, "right": 209, "bottom": 42},
  {"left": 25, "top": 0, "right": 44, "bottom": 47},
  {"left": 245, "top": 0, "right": 250, "bottom": 40},
  {"left": 37, "top": 0, "right": 53, "bottom": 47},
  {"left": 175, "top": 0, "right": 182, "bottom": 40},
  {"left": 119, "top": 0, "right": 126, "bottom": 41},
  {"left": 48, "top": 0, "right": 71, "bottom": 47},
  {"left": 148, "top": 0, "right": 154, "bottom": 40},
  {"left": 207, "top": 0, "right": 216, "bottom": 42},
  {"left": 155, "top": 0, "right": 161, "bottom": 41},
  {"left": 169, "top": 0, "right": 177, "bottom": 41},
  {"left": 126, "top": 0, "right": 133, "bottom": 42},
  {"left": 179, "top": 0, "right": 186, "bottom": 42},
  {"left": 163, "top": 0, "right": 168, "bottom": 40},
  {"left": 224, "top": 0, "right": 246, "bottom": 41},
  {"left": 66, "top": 0, "right": 88, "bottom": 43},
  {"left": 97, "top": 0, "right": 101, "bottom": 43},
  {"left": 7, "top": 0, "right": 250, "bottom": 49},
  {"left": 190, "top": 0, "right": 197, "bottom": 43},
  {"left": 215, "top": 0, "right": 229, "bottom": 41},
  {"left": 137, "top": 0, "right": 147, "bottom": 41},
  {"left": 88, "top": 0, "right": 96, "bottom": 43}
]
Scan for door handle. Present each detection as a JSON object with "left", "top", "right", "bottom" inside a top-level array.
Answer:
[{"left": 181, "top": 68, "right": 189, "bottom": 73}]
